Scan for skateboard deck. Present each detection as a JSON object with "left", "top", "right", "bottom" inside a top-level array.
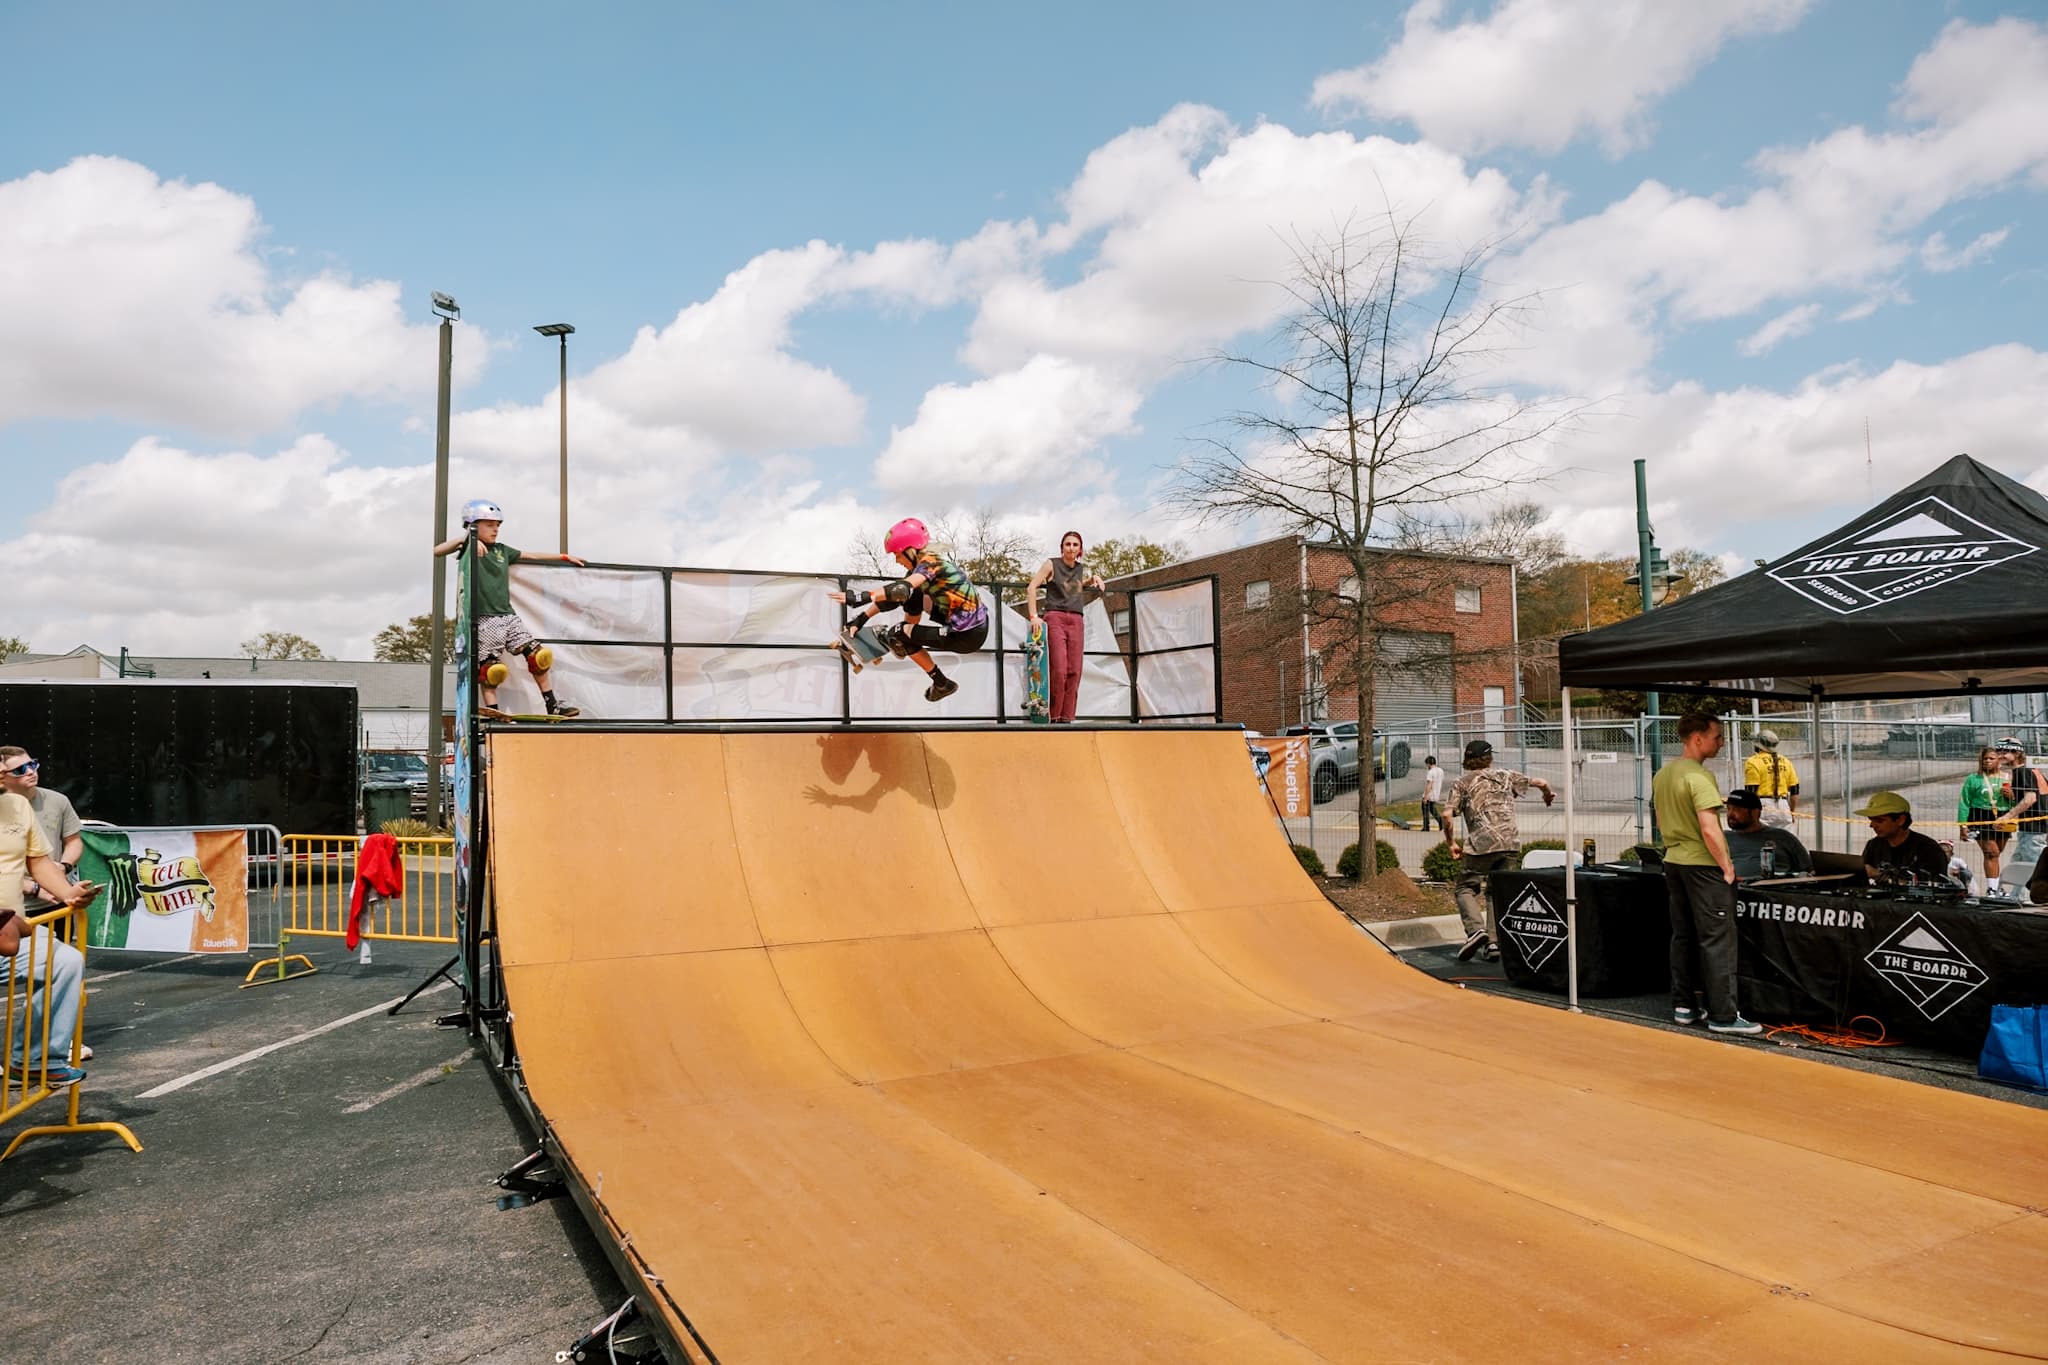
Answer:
[
  {"left": 478, "top": 706, "right": 575, "bottom": 722},
  {"left": 831, "top": 620, "right": 891, "bottom": 673},
  {"left": 1023, "top": 619, "right": 1051, "bottom": 723}
]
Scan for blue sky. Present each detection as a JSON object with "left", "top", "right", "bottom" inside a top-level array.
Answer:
[{"left": 3, "top": 1, "right": 2045, "bottom": 655}]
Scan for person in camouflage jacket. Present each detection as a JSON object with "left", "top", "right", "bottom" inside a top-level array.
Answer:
[{"left": 1443, "top": 739, "right": 1555, "bottom": 960}]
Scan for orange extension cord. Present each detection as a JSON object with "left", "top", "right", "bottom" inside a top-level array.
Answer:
[{"left": 1762, "top": 1014, "right": 1901, "bottom": 1049}]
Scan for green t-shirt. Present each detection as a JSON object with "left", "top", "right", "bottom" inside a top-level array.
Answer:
[
  {"left": 1653, "top": 757, "right": 1725, "bottom": 866},
  {"left": 470, "top": 541, "right": 523, "bottom": 618}
]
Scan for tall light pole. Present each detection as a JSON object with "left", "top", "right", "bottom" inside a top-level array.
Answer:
[
  {"left": 534, "top": 323, "right": 575, "bottom": 553},
  {"left": 425, "top": 292, "right": 460, "bottom": 822},
  {"left": 1625, "top": 457, "right": 1685, "bottom": 838}
]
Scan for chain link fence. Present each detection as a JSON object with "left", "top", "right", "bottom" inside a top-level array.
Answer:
[{"left": 1264, "top": 701, "right": 2048, "bottom": 889}]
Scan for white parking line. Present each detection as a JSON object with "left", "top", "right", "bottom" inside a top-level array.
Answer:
[
  {"left": 85, "top": 953, "right": 202, "bottom": 985},
  {"left": 344, "top": 1052, "right": 471, "bottom": 1113},
  {"left": 136, "top": 981, "right": 457, "bottom": 1098}
]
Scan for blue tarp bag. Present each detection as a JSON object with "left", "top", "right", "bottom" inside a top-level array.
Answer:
[{"left": 1979, "top": 1004, "right": 2048, "bottom": 1091}]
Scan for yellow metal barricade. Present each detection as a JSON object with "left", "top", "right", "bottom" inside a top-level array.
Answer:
[
  {"left": 2, "top": 902, "right": 142, "bottom": 1160},
  {"left": 244, "top": 834, "right": 458, "bottom": 987}
]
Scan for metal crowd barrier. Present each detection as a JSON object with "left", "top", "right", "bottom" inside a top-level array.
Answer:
[
  {"left": 244, "top": 834, "right": 459, "bottom": 988},
  {"left": 2, "top": 901, "right": 142, "bottom": 1161}
]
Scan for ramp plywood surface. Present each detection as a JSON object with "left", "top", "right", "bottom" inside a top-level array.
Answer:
[{"left": 490, "top": 729, "right": 2048, "bottom": 1362}]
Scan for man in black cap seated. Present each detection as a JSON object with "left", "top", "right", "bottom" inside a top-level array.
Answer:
[{"left": 1723, "top": 789, "right": 1812, "bottom": 880}]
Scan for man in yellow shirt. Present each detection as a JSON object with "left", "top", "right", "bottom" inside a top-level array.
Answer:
[
  {"left": 1741, "top": 729, "right": 1800, "bottom": 831},
  {"left": 1652, "top": 713, "right": 1762, "bottom": 1036}
]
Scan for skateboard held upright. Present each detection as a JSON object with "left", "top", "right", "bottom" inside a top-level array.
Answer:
[{"left": 1023, "top": 619, "right": 1051, "bottom": 723}]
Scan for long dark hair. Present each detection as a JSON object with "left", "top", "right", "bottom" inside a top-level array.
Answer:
[{"left": 1060, "top": 530, "right": 1084, "bottom": 554}]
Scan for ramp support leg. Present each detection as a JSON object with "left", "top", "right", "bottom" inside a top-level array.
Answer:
[
  {"left": 557, "top": 1298, "right": 660, "bottom": 1364},
  {"left": 389, "top": 954, "right": 462, "bottom": 1018}
]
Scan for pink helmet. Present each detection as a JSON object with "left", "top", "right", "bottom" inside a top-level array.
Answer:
[{"left": 883, "top": 517, "right": 929, "bottom": 555}]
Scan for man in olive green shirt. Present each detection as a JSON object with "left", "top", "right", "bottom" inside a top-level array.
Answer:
[{"left": 1651, "top": 713, "right": 1761, "bottom": 1035}]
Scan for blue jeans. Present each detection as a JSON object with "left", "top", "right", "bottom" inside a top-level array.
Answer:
[{"left": 7, "top": 926, "right": 84, "bottom": 1067}]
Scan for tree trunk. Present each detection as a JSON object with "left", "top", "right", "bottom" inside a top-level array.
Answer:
[{"left": 1352, "top": 595, "right": 1378, "bottom": 884}]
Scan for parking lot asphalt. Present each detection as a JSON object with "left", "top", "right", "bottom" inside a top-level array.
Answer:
[{"left": 2, "top": 936, "right": 625, "bottom": 1364}]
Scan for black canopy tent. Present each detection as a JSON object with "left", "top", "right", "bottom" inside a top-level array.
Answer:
[
  {"left": 1549, "top": 454, "right": 2048, "bottom": 1008},
  {"left": 1559, "top": 454, "right": 2048, "bottom": 700}
]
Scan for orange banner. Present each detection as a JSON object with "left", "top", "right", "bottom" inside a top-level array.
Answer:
[{"left": 1249, "top": 736, "right": 1312, "bottom": 817}]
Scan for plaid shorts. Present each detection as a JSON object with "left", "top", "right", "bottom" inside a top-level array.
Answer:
[{"left": 475, "top": 613, "right": 536, "bottom": 661}]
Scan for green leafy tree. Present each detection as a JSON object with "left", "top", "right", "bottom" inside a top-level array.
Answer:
[
  {"left": 241, "top": 631, "right": 329, "bottom": 661},
  {"left": 0, "top": 635, "right": 28, "bottom": 664},
  {"left": 373, "top": 615, "right": 456, "bottom": 663},
  {"left": 1089, "top": 536, "right": 1185, "bottom": 580}
]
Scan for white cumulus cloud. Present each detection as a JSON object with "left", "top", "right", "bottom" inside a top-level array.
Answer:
[
  {"left": 1314, "top": 0, "right": 1813, "bottom": 157},
  {"left": 0, "top": 157, "right": 473, "bottom": 436}
]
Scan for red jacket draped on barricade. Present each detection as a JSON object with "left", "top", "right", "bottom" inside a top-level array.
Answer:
[{"left": 348, "top": 833, "right": 405, "bottom": 950}]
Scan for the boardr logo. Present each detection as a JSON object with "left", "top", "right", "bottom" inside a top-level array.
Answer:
[
  {"left": 1863, "top": 912, "right": 1987, "bottom": 1021},
  {"left": 1768, "top": 495, "right": 2035, "bottom": 615},
  {"left": 1499, "top": 882, "right": 1568, "bottom": 970}
]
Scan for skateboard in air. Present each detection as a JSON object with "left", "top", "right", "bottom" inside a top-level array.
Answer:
[
  {"left": 1023, "top": 619, "right": 1050, "bottom": 723},
  {"left": 830, "top": 619, "right": 892, "bottom": 673}
]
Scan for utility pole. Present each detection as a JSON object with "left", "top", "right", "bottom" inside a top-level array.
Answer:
[
  {"left": 425, "top": 292, "right": 459, "bottom": 823},
  {"left": 534, "top": 323, "right": 576, "bottom": 553}
]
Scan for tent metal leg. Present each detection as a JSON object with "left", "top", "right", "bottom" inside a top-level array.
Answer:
[{"left": 1563, "top": 686, "right": 1580, "bottom": 1012}]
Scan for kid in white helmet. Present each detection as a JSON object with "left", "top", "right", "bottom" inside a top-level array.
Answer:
[{"left": 434, "top": 500, "right": 588, "bottom": 717}]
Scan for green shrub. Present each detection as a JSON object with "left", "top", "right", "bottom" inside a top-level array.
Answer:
[
  {"left": 1292, "top": 844, "right": 1326, "bottom": 877},
  {"left": 380, "top": 817, "right": 444, "bottom": 838},
  {"left": 1517, "top": 838, "right": 1566, "bottom": 869},
  {"left": 1422, "top": 842, "right": 1460, "bottom": 882},
  {"left": 1620, "top": 842, "right": 1662, "bottom": 865},
  {"left": 1336, "top": 839, "right": 1401, "bottom": 879}
]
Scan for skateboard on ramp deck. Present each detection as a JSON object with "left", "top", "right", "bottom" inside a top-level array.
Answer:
[
  {"left": 477, "top": 706, "right": 576, "bottom": 722},
  {"left": 1023, "top": 619, "right": 1051, "bottom": 723}
]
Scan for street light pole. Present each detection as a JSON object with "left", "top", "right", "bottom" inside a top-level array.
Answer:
[
  {"left": 534, "top": 323, "right": 575, "bottom": 553},
  {"left": 426, "top": 292, "right": 460, "bottom": 823}
]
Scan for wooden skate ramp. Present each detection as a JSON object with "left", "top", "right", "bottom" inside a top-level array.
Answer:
[{"left": 490, "top": 728, "right": 2048, "bottom": 1362}]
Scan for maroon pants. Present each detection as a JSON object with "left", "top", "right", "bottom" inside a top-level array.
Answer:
[{"left": 1046, "top": 610, "right": 1085, "bottom": 722}]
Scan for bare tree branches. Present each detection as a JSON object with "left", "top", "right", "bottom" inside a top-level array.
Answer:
[{"left": 1171, "top": 211, "right": 1586, "bottom": 881}]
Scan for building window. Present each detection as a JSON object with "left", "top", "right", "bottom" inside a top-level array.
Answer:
[
  {"left": 1111, "top": 608, "right": 1131, "bottom": 636},
  {"left": 1246, "top": 580, "right": 1271, "bottom": 610},
  {"left": 1338, "top": 576, "right": 1360, "bottom": 602},
  {"left": 1454, "top": 586, "right": 1482, "bottom": 614}
]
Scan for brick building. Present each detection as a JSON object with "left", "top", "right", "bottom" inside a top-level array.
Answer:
[{"left": 1109, "top": 534, "right": 1519, "bottom": 738}]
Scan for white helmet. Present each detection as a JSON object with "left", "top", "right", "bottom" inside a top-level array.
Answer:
[{"left": 461, "top": 499, "right": 505, "bottom": 527}]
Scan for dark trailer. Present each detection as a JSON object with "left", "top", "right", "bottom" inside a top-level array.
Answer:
[{"left": 0, "top": 678, "right": 359, "bottom": 838}]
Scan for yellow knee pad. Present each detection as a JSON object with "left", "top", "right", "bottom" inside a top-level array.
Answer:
[
  {"left": 479, "top": 660, "right": 509, "bottom": 686},
  {"left": 526, "top": 645, "right": 553, "bottom": 674}
]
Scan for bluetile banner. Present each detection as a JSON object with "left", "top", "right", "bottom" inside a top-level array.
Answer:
[
  {"left": 1559, "top": 454, "right": 2048, "bottom": 700},
  {"left": 76, "top": 827, "right": 250, "bottom": 954}
]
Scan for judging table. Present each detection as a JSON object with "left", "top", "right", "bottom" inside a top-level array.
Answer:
[{"left": 1488, "top": 867, "right": 2048, "bottom": 1053}]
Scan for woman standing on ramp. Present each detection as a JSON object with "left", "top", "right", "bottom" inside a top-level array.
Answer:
[{"left": 1025, "top": 531, "right": 1105, "bottom": 724}]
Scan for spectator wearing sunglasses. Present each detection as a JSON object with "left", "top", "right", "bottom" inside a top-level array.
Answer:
[
  {"left": 1, "top": 781, "right": 99, "bottom": 1087},
  {"left": 0, "top": 748, "right": 80, "bottom": 910}
]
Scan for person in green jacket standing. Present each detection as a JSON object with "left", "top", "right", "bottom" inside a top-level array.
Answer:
[{"left": 1957, "top": 745, "right": 2015, "bottom": 891}]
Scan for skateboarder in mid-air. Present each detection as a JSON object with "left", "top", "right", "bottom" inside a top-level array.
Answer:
[
  {"left": 829, "top": 518, "right": 989, "bottom": 703},
  {"left": 435, "top": 499, "right": 586, "bottom": 718}
]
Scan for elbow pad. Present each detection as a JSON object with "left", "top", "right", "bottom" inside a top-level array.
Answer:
[{"left": 884, "top": 580, "right": 914, "bottom": 603}]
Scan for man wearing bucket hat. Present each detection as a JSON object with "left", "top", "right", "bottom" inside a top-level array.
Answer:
[
  {"left": 1856, "top": 791, "right": 1949, "bottom": 882},
  {"left": 1740, "top": 728, "right": 1799, "bottom": 832}
]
